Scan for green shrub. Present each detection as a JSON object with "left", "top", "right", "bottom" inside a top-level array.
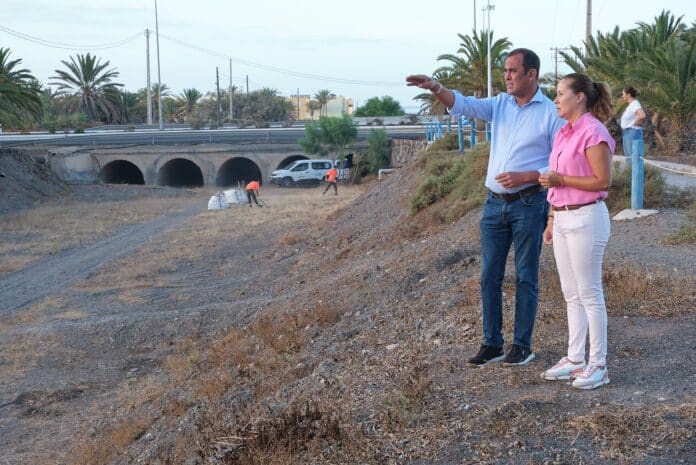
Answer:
[
  {"left": 428, "top": 131, "right": 460, "bottom": 151},
  {"left": 188, "top": 116, "right": 203, "bottom": 130},
  {"left": 364, "top": 128, "right": 391, "bottom": 174},
  {"left": 409, "top": 143, "right": 489, "bottom": 222},
  {"left": 607, "top": 162, "right": 667, "bottom": 211}
]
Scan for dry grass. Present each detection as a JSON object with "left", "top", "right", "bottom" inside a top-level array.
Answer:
[
  {"left": 277, "top": 230, "right": 302, "bottom": 246},
  {"left": 0, "top": 296, "right": 68, "bottom": 331},
  {"left": 566, "top": 402, "right": 696, "bottom": 462},
  {"left": 382, "top": 353, "right": 433, "bottom": 429},
  {"left": 0, "top": 254, "right": 41, "bottom": 275},
  {"left": 208, "top": 398, "right": 380, "bottom": 465},
  {"left": 0, "top": 333, "right": 43, "bottom": 381},
  {"left": 665, "top": 200, "right": 696, "bottom": 245},
  {"left": 68, "top": 413, "right": 153, "bottom": 465},
  {"left": 538, "top": 259, "right": 695, "bottom": 318},
  {"left": 603, "top": 263, "right": 696, "bottom": 316},
  {"left": 157, "top": 299, "right": 348, "bottom": 414},
  {"left": 51, "top": 379, "right": 166, "bottom": 465},
  {"left": 0, "top": 197, "right": 196, "bottom": 276},
  {"left": 70, "top": 185, "right": 365, "bottom": 294}
]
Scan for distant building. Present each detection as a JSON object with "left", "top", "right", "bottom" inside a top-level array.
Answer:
[{"left": 285, "top": 94, "right": 354, "bottom": 120}]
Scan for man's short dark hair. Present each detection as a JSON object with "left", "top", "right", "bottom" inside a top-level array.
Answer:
[{"left": 508, "top": 48, "right": 540, "bottom": 76}]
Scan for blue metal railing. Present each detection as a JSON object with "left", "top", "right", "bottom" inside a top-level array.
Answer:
[{"left": 425, "top": 117, "right": 479, "bottom": 152}]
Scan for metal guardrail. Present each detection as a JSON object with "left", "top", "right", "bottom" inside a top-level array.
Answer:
[{"left": 0, "top": 127, "right": 425, "bottom": 148}]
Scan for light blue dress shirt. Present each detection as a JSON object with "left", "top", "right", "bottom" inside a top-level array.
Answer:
[{"left": 449, "top": 88, "right": 564, "bottom": 193}]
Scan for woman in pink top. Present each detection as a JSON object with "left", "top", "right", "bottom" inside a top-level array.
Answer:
[{"left": 538, "top": 73, "right": 615, "bottom": 390}]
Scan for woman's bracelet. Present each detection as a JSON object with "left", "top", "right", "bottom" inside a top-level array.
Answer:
[{"left": 434, "top": 82, "right": 446, "bottom": 95}]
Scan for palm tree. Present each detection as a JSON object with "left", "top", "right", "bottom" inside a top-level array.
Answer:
[
  {"left": 561, "top": 11, "right": 685, "bottom": 89},
  {"left": 560, "top": 10, "right": 693, "bottom": 152},
  {"left": 176, "top": 88, "right": 202, "bottom": 122},
  {"left": 633, "top": 32, "right": 696, "bottom": 152},
  {"left": 413, "top": 30, "right": 510, "bottom": 118},
  {"left": 413, "top": 69, "right": 456, "bottom": 117},
  {"left": 436, "top": 30, "right": 511, "bottom": 98},
  {"left": 150, "top": 83, "right": 172, "bottom": 120},
  {"left": 162, "top": 97, "right": 178, "bottom": 123},
  {"left": 314, "top": 89, "right": 332, "bottom": 116},
  {"left": 258, "top": 87, "right": 279, "bottom": 97},
  {"left": 306, "top": 99, "right": 321, "bottom": 120},
  {"left": 113, "top": 90, "right": 141, "bottom": 124},
  {"left": 0, "top": 48, "right": 43, "bottom": 128},
  {"left": 50, "top": 53, "right": 122, "bottom": 123}
]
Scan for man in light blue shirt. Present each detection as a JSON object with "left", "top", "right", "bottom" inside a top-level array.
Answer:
[{"left": 407, "top": 48, "right": 564, "bottom": 367}]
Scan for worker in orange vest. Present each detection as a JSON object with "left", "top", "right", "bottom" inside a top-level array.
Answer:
[
  {"left": 245, "top": 179, "right": 261, "bottom": 207},
  {"left": 323, "top": 165, "right": 338, "bottom": 195}
]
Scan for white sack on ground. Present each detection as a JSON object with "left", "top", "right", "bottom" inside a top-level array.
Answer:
[
  {"left": 224, "top": 188, "right": 247, "bottom": 205},
  {"left": 207, "top": 192, "right": 229, "bottom": 210}
]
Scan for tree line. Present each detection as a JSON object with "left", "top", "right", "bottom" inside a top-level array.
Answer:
[{"left": 0, "top": 50, "right": 405, "bottom": 132}]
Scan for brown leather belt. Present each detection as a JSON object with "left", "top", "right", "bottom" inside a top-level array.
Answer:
[
  {"left": 489, "top": 184, "right": 543, "bottom": 202},
  {"left": 551, "top": 199, "right": 603, "bottom": 211}
]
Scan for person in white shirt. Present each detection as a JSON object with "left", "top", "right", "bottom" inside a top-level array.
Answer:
[{"left": 620, "top": 86, "right": 646, "bottom": 157}]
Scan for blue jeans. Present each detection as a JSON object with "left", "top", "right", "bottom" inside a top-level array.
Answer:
[
  {"left": 622, "top": 128, "right": 643, "bottom": 157},
  {"left": 480, "top": 190, "right": 547, "bottom": 350}
]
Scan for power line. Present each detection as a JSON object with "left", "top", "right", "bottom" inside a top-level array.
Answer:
[
  {"left": 158, "top": 32, "right": 401, "bottom": 87},
  {"left": 550, "top": 47, "right": 571, "bottom": 83},
  {"left": 0, "top": 24, "right": 141, "bottom": 50},
  {"left": 2, "top": 24, "right": 403, "bottom": 88}
]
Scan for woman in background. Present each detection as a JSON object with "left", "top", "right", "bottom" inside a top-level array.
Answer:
[{"left": 620, "top": 86, "right": 646, "bottom": 157}]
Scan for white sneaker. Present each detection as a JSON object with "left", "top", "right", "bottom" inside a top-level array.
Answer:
[
  {"left": 540, "top": 357, "right": 586, "bottom": 380},
  {"left": 571, "top": 364, "right": 610, "bottom": 390}
]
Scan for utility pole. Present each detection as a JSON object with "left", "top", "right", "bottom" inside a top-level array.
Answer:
[
  {"left": 145, "top": 29, "right": 152, "bottom": 125},
  {"left": 473, "top": 0, "right": 477, "bottom": 33},
  {"left": 246, "top": 75, "right": 249, "bottom": 95},
  {"left": 484, "top": 1, "right": 495, "bottom": 98},
  {"left": 154, "top": 0, "right": 163, "bottom": 130},
  {"left": 216, "top": 67, "right": 221, "bottom": 127},
  {"left": 297, "top": 88, "right": 300, "bottom": 120},
  {"left": 228, "top": 59, "right": 233, "bottom": 120},
  {"left": 550, "top": 47, "right": 571, "bottom": 84},
  {"left": 586, "top": 0, "right": 592, "bottom": 55}
]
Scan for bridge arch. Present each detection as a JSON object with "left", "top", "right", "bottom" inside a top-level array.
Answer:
[
  {"left": 216, "top": 157, "right": 263, "bottom": 187},
  {"left": 275, "top": 155, "right": 309, "bottom": 170},
  {"left": 156, "top": 158, "right": 205, "bottom": 187},
  {"left": 100, "top": 160, "right": 145, "bottom": 185}
]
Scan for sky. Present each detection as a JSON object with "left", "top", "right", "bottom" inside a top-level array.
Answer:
[{"left": 2, "top": 0, "right": 694, "bottom": 113}]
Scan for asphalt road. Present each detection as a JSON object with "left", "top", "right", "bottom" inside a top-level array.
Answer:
[{"left": 0, "top": 126, "right": 425, "bottom": 147}]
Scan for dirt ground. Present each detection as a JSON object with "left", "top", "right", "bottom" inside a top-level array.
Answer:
[{"left": 0, "top": 149, "right": 694, "bottom": 465}]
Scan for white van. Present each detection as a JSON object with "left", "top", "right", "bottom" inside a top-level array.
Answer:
[{"left": 270, "top": 159, "right": 346, "bottom": 187}]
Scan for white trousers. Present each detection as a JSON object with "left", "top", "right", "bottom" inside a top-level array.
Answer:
[{"left": 552, "top": 201, "right": 610, "bottom": 366}]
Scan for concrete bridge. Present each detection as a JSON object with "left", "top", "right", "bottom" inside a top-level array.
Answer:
[{"left": 47, "top": 142, "right": 361, "bottom": 187}]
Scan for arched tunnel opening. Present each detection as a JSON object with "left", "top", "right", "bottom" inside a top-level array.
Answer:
[
  {"left": 275, "top": 155, "right": 308, "bottom": 170},
  {"left": 216, "top": 157, "right": 263, "bottom": 187},
  {"left": 157, "top": 158, "right": 204, "bottom": 187},
  {"left": 101, "top": 160, "right": 145, "bottom": 185}
]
